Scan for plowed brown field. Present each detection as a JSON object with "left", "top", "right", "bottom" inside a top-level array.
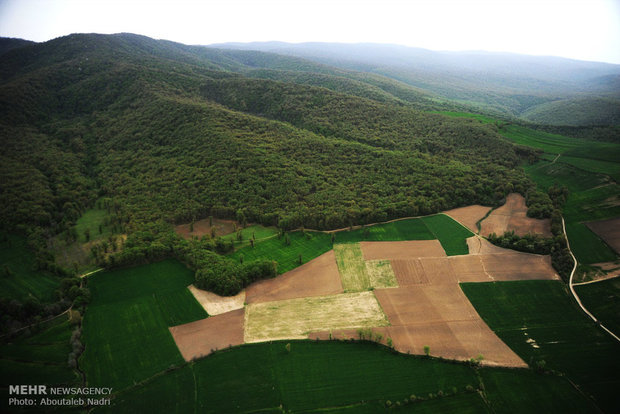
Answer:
[
  {"left": 245, "top": 250, "right": 343, "bottom": 304},
  {"left": 587, "top": 217, "right": 620, "bottom": 254},
  {"left": 360, "top": 240, "right": 446, "bottom": 260},
  {"left": 479, "top": 193, "right": 552, "bottom": 237},
  {"left": 169, "top": 309, "right": 244, "bottom": 361},
  {"left": 443, "top": 205, "right": 492, "bottom": 233}
]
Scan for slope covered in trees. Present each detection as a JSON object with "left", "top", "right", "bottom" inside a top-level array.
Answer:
[
  {"left": 0, "top": 33, "right": 552, "bottom": 303},
  {"left": 213, "top": 41, "right": 620, "bottom": 126}
]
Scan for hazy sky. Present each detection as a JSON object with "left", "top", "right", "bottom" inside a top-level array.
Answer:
[{"left": 1, "top": 0, "right": 619, "bottom": 63}]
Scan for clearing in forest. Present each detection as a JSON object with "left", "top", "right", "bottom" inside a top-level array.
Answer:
[
  {"left": 244, "top": 292, "right": 388, "bottom": 343},
  {"left": 479, "top": 193, "right": 552, "bottom": 237}
]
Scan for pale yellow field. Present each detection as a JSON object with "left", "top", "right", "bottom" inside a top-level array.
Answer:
[
  {"left": 365, "top": 260, "right": 398, "bottom": 288},
  {"left": 244, "top": 291, "right": 389, "bottom": 343},
  {"left": 333, "top": 243, "right": 371, "bottom": 291}
]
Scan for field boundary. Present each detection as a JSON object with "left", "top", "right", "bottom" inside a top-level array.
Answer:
[{"left": 564, "top": 217, "right": 620, "bottom": 342}]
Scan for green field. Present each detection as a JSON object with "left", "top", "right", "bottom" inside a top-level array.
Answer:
[
  {"left": 333, "top": 218, "right": 435, "bottom": 243},
  {"left": 0, "top": 315, "right": 80, "bottom": 409},
  {"left": 229, "top": 230, "right": 333, "bottom": 274},
  {"left": 576, "top": 277, "right": 620, "bottom": 336},
  {"left": 421, "top": 214, "right": 472, "bottom": 255},
  {"left": 461, "top": 280, "right": 620, "bottom": 413},
  {"left": 80, "top": 259, "right": 207, "bottom": 391},
  {"left": 0, "top": 233, "right": 60, "bottom": 302},
  {"left": 95, "top": 340, "right": 598, "bottom": 413},
  {"left": 230, "top": 215, "right": 471, "bottom": 276},
  {"left": 479, "top": 368, "right": 598, "bottom": 414}
]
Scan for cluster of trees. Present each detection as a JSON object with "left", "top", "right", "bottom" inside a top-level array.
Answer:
[
  {"left": 102, "top": 221, "right": 275, "bottom": 296},
  {"left": 0, "top": 275, "right": 89, "bottom": 335}
]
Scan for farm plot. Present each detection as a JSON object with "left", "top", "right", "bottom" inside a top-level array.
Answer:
[
  {"left": 334, "top": 243, "right": 370, "bottom": 291},
  {"left": 244, "top": 292, "right": 388, "bottom": 343},
  {"left": 0, "top": 315, "right": 80, "bottom": 389},
  {"left": 333, "top": 244, "right": 397, "bottom": 291},
  {"left": 188, "top": 284, "right": 244, "bottom": 315},
  {"left": 479, "top": 193, "right": 552, "bottom": 237},
  {"left": 575, "top": 277, "right": 620, "bottom": 336},
  {"left": 360, "top": 240, "right": 446, "bottom": 260},
  {"left": 443, "top": 204, "right": 492, "bottom": 233},
  {"left": 81, "top": 260, "right": 207, "bottom": 391},
  {"left": 586, "top": 217, "right": 620, "bottom": 255},
  {"left": 230, "top": 230, "right": 332, "bottom": 274},
  {"left": 421, "top": 214, "right": 473, "bottom": 255},
  {"left": 169, "top": 309, "right": 244, "bottom": 361},
  {"left": 245, "top": 250, "right": 343, "bottom": 303},
  {"left": 373, "top": 285, "right": 526, "bottom": 367},
  {"left": 462, "top": 280, "right": 620, "bottom": 413}
]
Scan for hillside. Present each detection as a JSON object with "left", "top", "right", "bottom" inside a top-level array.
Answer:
[
  {"left": 212, "top": 42, "right": 620, "bottom": 126},
  {"left": 1, "top": 33, "right": 533, "bottom": 239}
]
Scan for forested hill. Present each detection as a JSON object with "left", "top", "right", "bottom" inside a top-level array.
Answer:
[
  {"left": 1, "top": 33, "right": 537, "bottom": 268},
  {"left": 212, "top": 42, "right": 620, "bottom": 126}
]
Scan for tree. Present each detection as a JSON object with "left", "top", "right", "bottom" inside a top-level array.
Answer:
[
  {"left": 285, "top": 343, "right": 291, "bottom": 353},
  {"left": 423, "top": 345, "right": 430, "bottom": 356},
  {"left": 84, "top": 229, "right": 90, "bottom": 242},
  {"left": 387, "top": 337, "right": 393, "bottom": 348}
]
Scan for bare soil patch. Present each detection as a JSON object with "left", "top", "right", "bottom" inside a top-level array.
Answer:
[
  {"left": 479, "top": 193, "right": 552, "bottom": 237},
  {"left": 360, "top": 240, "right": 446, "bottom": 260},
  {"left": 391, "top": 259, "right": 430, "bottom": 286},
  {"left": 587, "top": 217, "right": 620, "bottom": 254},
  {"left": 244, "top": 291, "right": 388, "bottom": 343},
  {"left": 188, "top": 285, "right": 245, "bottom": 315},
  {"left": 448, "top": 255, "right": 490, "bottom": 282},
  {"left": 245, "top": 250, "right": 343, "bottom": 304},
  {"left": 466, "top": 236, "right": 508, "bottom": 255},
  {"left": 481, "top": 254, "right": 558, "bottom": 281},
  {"left": 169, "top": 309, "right": 244, "bottom": 361},
  {"left": 443, "top": 205, "right": 492, "bottom": 233},
  {"left": 174, "top": 218, "right": 238, "bottom": 240},
  {"left": 373, "top": 284, "right": 527, "bottom": 367}
]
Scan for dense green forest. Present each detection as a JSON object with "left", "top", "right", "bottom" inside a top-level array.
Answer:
[
  {"left": 0, "top": 32, "right": 615, "bottom": 322},
  {"left": 215, "top": 41, "right": 620, "bottom": 127}
]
